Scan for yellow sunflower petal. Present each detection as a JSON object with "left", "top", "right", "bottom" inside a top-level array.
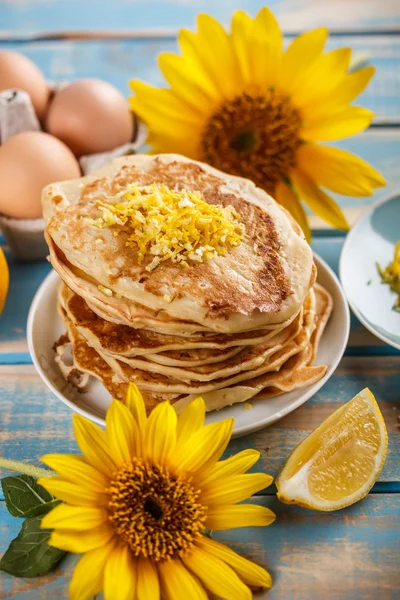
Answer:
[
  {"left": 41, "top": 504, "right": 108, "bottom": 531},
  {"left": 145, "top": 401, "right": 177, "bottom": 464},
  {"left": 41, "top": 454, "right": 109, "bottom": 492},
  {"left": 73, "top": 415, "right": 117, "bottom": 478},
  {"left": 231, "top": 10, "right": 254, "bottom": 86},
  {"left": 157, "top": 52, "right": 215, "bottom": 108},
  {"left": 279, "top": 27, "right": 328, "bottom": 93},
  {"left": 130, "top": 58, "right": 209, "bottom": 156},
  {"left": 302, "top": 65, "right": 375, "bottom": 121},
  {"left": 275, "top": 180, "right": 311, "bottom": 242},
  {"left": 125, "top": 383, "right": 147, "bottom": 431},
  {"left": 250, "top": 7, "right": 282, "bottom": 86},
  {"left": 49, "top": 523, "right": 114, "bottom": 553},
  {"left": 129, "top": 89, "right": 195, "bottom": 141},
  {"left": 333, "top": 65, "right": 375, "bottom": 103},
  {"left": 291, "top": 47, "right": 351, "bottom": 108},
  {"left": 158, "top": 559, "right": 208, "bottom": 600},
  {"left": 206, "top": 504, "right": 276, "bottom": 530},
  {"left": 171, "top": 418, "right": 233, "bottom": 475},
  {"left": 196, "top": 449, "right": 261, "bottom": 487},
  {"left": 106, "top": 399, "right": 137, "bottom": 466},
  {"left": 129, "top": 80, "right": 200, "bottom": 123},
  {"left": 292, "top": 169, "right": 350, "bottom": 230},
  {"left": 70, "top": 540, "right": 115, "bottom": 600},
  {"left": 38, "top": 477, "right": 108, "bottom": 507},
  {"left": 303, "top": 106, "right": 374, "bottom": 141},
  {"left": 176, "top": 397, "right": 206, "bottom": 444},
  {"left": 197, "top": 536, "right": 272, "bottom": 589},
  {"left": 194, "top": 13, "right": 239, "bottom": 97},
  {"left": 297, "top": 143, "right": 385, "bottom": 196},
  {"left": 104, "top": 543, "right": 136, "bottom": 600},
  {"left": 183, "top": 545, "right": 251, "bottom": 600},
  {"left": 136, "top": 558, "right": 160, "bottom": 600},
  {"left": 200, "top": 473, "right": 273, "bottom": 506},
  {"left": 177, "top": 29, "right": 223, "bottom": 101},
  {"left": 148, "top": 135, "right": 199, "bottom": 159}
]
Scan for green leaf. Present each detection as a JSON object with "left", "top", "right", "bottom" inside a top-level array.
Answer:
[
  {"left": 1, "top": 475, "right": 59, "bottom": 518},
  {"left": 0, "top": 516, "right": 66, "bottom": 577}
]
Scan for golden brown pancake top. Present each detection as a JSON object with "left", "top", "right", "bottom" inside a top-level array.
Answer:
[{"left": 49, "top": 159, "right": 292, "bottom": 319}]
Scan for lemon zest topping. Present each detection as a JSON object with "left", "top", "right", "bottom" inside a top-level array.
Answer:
[
  {"left": 98, "top": 285, "right": 113, "bottom": 297},
  {"left": 88, "top": 184, "right": 244, "bottom": 271},
  {"left": 377, "top": 241, "right": 400, "bottom": 312}
]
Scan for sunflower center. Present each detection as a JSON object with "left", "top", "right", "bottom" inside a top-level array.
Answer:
[
  {"left": 108, "top": 459, "right": 206, "bottom": 561},
  {"left": 201, "top": 90, "right": 302, "bottom": 195},
  {"left": 230, "top": 129, "right": 258, "bottom": 153},
  {"left": 143, "top": 497, "right": 164, "bottom": 520}
]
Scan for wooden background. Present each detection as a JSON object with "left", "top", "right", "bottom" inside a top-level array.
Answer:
[{"left": 0, "top": 1, "right": 399, "bottom": 598}]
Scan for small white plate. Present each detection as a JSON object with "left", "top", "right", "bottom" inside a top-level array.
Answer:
[
  {"left": 339, "top": 194, "right": 400, "bottom": 350},
  {"left": 27, "top": 253, "right": 350, "bottom": 437}
]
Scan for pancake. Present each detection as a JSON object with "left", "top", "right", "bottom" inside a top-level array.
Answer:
[
  {"left": 309, "top": 282, "right": 333, "bottom": 363},
  {"left": 174, "top": 284, "right": 331, "bottom": 412},
  {"left": 92, "top": 297, "right": 309, "bottom": 383},
  {"left": 55, "top": 283, "right": 330, "bottom": 414},
  {"left": 49, "top": 237, "right": 212, "bottom": 335},
  {"left": 46, "top": 153, "right": 331, "bottom": 417},
  {"left": 174, "top": 345, "right": 327, "bottom": 413},
  {"left": 62, "top": 283, "right": 301, "bottom": 357},
  {"left": 62, "top": 320, "right": 181, "bottom": 409},
  {"left": 143, "top": 347, "right": 244, "bottom": 368},
  {"left": 94, "top": 306, "right": 315, "bottom": 395},
  {"left": 43, "top": 154, "right": 315, "bottom": 334}
]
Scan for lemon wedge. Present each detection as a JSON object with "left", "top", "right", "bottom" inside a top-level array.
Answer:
[
  {"left": 276, "top": 388, "right": 388, "bottom": 511},
  {"left": 0, "top": 248, "right": 9, "bottom": 315}
]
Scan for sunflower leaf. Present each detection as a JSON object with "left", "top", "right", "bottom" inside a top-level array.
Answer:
[
  {"left": 1, "top": 475, "right": 59, "bottom": 518},
  {"left": 0, "top": 516, "right": 66, "bottom": 577}
]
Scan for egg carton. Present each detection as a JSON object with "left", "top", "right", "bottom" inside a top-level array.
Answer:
[{"left": 0, "top": 89, "right": 147, "bottom": 261}]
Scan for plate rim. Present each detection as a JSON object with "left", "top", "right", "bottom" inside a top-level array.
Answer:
[
  {"left": 27, "top": 252, "right": 350, "bottom": 437},
  {"left": 339, "top": 191, "right": 400, "bottom": 351}
]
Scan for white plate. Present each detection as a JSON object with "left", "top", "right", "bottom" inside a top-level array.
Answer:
[
  {"left": 339, "top": 193, "right": 400, "bottom": 350},
  {"left": 27, "top": 253, "right": 350, "bottom": 438}
]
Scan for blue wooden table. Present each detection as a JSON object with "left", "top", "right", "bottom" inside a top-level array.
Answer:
[{"left": 0, "top": 1, "right": 400, "bottom": 598}]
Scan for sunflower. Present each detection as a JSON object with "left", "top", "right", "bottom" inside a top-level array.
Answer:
[
  {"left": 39, "top": 385, "right": 274, "bottom": 600},
  {"left": 129, "top": 8, "right": 385, "bottom": 239}
]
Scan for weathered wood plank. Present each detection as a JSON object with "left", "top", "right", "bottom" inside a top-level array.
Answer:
[
  {"left": 215, "top": 495, "right": 400, "bottom": 600},
  {"left": 0, "top": 360, "right": 398, "bottom": 485},
  {"left": 0, "top": 0, "right": 399, "bottom": 35},
  {"left": 1, "top": 495, "right": 399, "bottom": 599}
]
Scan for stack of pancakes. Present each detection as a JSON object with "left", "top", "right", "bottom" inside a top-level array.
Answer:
[{"left": 43, "top": 154, "right": 332, "bottom": 414}]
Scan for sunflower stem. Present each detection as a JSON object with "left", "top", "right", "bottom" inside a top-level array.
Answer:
[{"left": 0, "top": 458, "right": 53, "bottom": 478}]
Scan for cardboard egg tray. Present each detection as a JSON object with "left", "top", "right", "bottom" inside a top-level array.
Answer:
[{"left": 0, "top": 88, "right": 147, "bottom": 260}]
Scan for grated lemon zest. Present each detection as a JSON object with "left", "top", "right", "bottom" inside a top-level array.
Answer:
[
  {"left": 88, "top": 183, "right": 245, "bottom": 271},
  {"left": 377, "top": 241, "right": 400, "bottom": 312},
  {"left": 98, "top": 285, "right": 113, "bottom": 297}
]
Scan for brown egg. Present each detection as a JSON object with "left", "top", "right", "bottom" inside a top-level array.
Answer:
[
  {"left": 46, "top": 79, "right": 134, "bottom": 157},
  {"left": 0, "top": 131, "right": 81, "bottom": 219},
  {"left": 0, "top": 51, "right": 49, "bottom": 121}
]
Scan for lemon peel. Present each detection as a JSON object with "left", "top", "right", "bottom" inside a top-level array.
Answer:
[{"left": 89, "top": 183, "right": 244, "bottom": 271}]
